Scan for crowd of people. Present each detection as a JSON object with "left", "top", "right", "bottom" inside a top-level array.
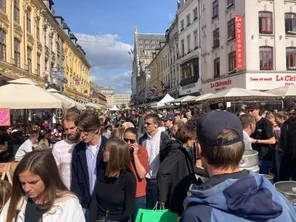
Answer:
[{"left": 0, "top": 105, "right": 296, "bottom": 221}]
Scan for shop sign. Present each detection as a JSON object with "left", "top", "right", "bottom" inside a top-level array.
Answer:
[
  {"left": 202, "top": 74, "right": 246, "bottom": 94},
  {"left": 235, "top": 15, "right": 244, "bottom": 71},
  {"left": 179, "top": 82, "right": 201, "bottom": 96},
  {"left": 0, "top": 108, "right": 10, "bottom": 126},
  {"left": 246, "top": 73, "right": 296, "bottom": 90}
]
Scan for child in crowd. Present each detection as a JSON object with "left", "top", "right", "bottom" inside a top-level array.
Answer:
[{"left": 0, "top": 180, "right": 11, "bottom": 213}]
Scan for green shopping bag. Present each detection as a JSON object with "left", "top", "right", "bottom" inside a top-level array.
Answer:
[{"left": 135, "top": 208, "right": 178, "bottom": 222}]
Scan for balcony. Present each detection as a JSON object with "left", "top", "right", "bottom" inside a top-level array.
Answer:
[{"left": 180, "top": 75, "right": 199, "bottom": 86}]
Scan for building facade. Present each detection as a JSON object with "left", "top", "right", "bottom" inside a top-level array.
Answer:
[
  {"left": 148, "top": 42, "right": 168, "bottom": 100},
  {"left": 201, "top": 0, "right": 296, "bottom": 94},
  {"left": 113, "top": 94, "right": 131, "bottom": 108},
  {"left": 131, "top": 26, "right": 165, "bottom": 104},
  {"left": 0, "top": 0, "right": 90, "bottom": 103},
  {"left": 90, "top": 82, "right": 107, "bottom": 107},
  {"left": 167, "top": 18, "right": 180, "bottom": 98},
  {"left": 97, "top": 86, "right": 114, "bottom": 108},
  {"left": 177, "top": 0, "right": 201, "bottom": 97}
]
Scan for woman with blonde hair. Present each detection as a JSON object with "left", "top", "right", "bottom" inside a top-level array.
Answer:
[
  {"left": 0, "top": 150, "right": 85, "bottom": 222},
  {"left": 90, "top": 139, "right": 136, "bottom": 222},
  {"left": 0, "top": 180, "right": 11, "bottom": 213}
]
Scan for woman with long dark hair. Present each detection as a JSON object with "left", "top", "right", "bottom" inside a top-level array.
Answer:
[
  {"left": 90, "top": 139, "right": 136, "bottom": 222},
  {"left": 0, "top": 150, "right": 85, "bottom": 222}
]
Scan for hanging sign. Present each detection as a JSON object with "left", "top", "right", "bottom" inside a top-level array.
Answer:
[
  {"left": 235, "top": 15, "right": 244, "bottom": 71},
  {"left": 0, "top": 108, "right": 10, "bottom": 126}
]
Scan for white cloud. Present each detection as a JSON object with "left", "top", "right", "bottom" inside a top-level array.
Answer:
[
  {"left": 89, "top": 75, "right": 97, "bottom": 82},
  {"left": 75, "top": 33, "right": 133, "bottom": 70},
  {"left": 93, "top": 70, "right": 132, "bottom": 94}
]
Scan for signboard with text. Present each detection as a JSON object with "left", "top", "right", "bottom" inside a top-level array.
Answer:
[
  {"left": 235, "top": 15, "right": 244, "bottom": 71},
  {"left": 179, "top": 81, "right": 201, "bottom": 96},
  {"left": 0, "top": 108, "right": 10, "bottom": 126},
  {"left": 246, "top": 73, "right": 296, "bottom": 90}
]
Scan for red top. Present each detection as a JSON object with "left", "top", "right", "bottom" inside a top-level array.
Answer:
[{"left": 130, "top": 146, "right": 149, "bottom": 198}]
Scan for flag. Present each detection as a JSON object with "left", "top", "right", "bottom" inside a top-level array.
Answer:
[
  {"left": 161, "top": 81, "right": 165, "bottom": 89},
  {"left": 128, "top": 50, "right": 132, "bottom": 58},
  {"left": 90, "top": 89, "right": 94, "bottom": 97}
]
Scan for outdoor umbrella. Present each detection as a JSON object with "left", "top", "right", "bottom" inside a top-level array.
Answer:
[
  {"left": 195, "top": 93, "right": 214, "bottom": 102},
  {"left": 267, "top": 85, "right": 296, "bottom": 99},
  {"left": 47, "top": 89, "right": 76, "bottom": 109},
  {"left": 85, "top": 103, "right": 101, "bottom": 109},
  {"left": 110, "top": 105, "right": 119, "bottom": 111},
  {"left": 204, "top": 88, "right": 279, "bottom": 103},
  {"left": 0, "top": 82, "right": 62, "bottom": 109},
  {"left": 170, "top": 95, "right": 198, "bottom": 104}
]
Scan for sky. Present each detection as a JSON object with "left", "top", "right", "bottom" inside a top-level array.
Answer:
[{"left": 53, "top": 0, "right": 177, "bottom": 94}]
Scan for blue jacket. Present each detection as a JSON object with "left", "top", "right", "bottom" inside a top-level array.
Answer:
[{"left": 182, "top": 171, "right": 296, "bottom": 222}]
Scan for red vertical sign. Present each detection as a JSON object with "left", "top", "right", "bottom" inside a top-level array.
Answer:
[{"left": 235, "top": 15, "right": 244, "bottom": 71}]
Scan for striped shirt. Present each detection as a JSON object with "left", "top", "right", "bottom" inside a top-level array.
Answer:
[{"left": 52, "top": 139, "right": 79, "bottom": 189}]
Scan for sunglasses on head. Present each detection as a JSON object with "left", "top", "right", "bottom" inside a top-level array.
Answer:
[{"left": 124, "top": 138, "right": 136, "bottom": 144}]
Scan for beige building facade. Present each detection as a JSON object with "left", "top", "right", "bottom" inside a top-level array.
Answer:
[
  {"left": 200, "top": 0, "right": 296, "bottom": 94},
  {"left": 113, "top": 94, "right": 131, "bottom": 108}
]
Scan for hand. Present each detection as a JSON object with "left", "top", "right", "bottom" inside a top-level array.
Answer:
[
  {"left": 160, "top": 202, "right": 166, "bottom": 210},
  {"left": 250, "top": 138, "right": 256, "bottom": 143},
  {"left": 131, "top": 143, "right": 139, "bottom": 156}
]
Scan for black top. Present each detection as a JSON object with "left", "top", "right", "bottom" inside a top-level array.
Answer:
[
  {"left": 251, "top": 117, "right": 274, "bottom": 160},
  {"left": 24, "top": 198, "right": 47, "bottom": 222},
  {"left": 90, "top": 166, "right": 136, "bottom": 222}
]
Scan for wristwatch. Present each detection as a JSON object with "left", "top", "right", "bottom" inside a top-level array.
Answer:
[{"left": 255, "top": 139, "right": 259, "bottom": 144}]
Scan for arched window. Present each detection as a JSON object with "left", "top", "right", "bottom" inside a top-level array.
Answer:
[
  {"left": 259, "top": 11, "right": 273, "bottom": 34},
  {"left": 260, "top": 46, "right": 273, "bottom": 70},
  {"left": 286, "top": 47, "right": 296, "bottom": 70}
]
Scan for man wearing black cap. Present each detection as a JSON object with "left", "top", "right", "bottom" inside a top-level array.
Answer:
[
  {"left": 163, "top": 114, "right": 175, "bottom": 138},
  {"left": 181, "top": 111, "right": 296, "bottom": 222}
]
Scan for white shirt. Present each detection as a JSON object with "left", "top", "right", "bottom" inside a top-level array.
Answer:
[
  {"left": 15, "top": 139, "right": 34, "bottom": 162},
  {"left": 143, "top": 129, "right": 162, "bottom": 179},
  {"left": 0, "top": 195, "right": 85, "bottom": 222},
  {"left": 243, "top": 130, "right": 253, "bottom": 150},
  {"left": 52, "top": 139, "right": 78, "bottom": 189}
]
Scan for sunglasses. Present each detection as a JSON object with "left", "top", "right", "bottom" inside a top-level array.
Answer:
[{"left": 124, "top": 138, "right": 136, "bottom": 144}]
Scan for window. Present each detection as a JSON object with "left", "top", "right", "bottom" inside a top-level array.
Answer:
[
  {"left": 27, "top": 47, "right": 32, "bottom": 72},
  {"left": 181, "top": 39, "right": 184, "bottom": 56},
  {"left": 213, "top": 28, "right": 219, "bottom": 48},
  {"left": 0, "top": 0, "right": 6, "bottom": 12},
  {"left": 36, "top": 18, "right": 40, "bottom": 41},
  {"left": 227, "top": 0, "right": 235, "bottom": 6},
  {"left": 187, "top": 14, "right": 191, "bottom": 26},
  {"left": 193, "top": 7, "right": 198, "bottom": 20},
  {"left": 260, "top": 46, "right": 273, "bottom": 70},
  {"left": 14, "top": 38, "right": 20, "bottom": 67},
  {"left": 212, "top": 0, "right": 219, "bottom": 18},
  {"left": 14, "top": 0, "right": 19, "bottom": 23},
  {"left": 37, "top": 54, "right": 40, "bottom": 76},
  {"left": 214, "top": 58, "right": 220, "bottom": 78},
  {"left": 26, "top": 9, "right": 31, "bottom": 33},
  {"left": 286, "top": 48, "right": 296, "bottom": 70},
  {"left": 181, "top": 20, "right": 184, "bottom": 31},
  {"left": 259, "top": 11, "right": 273, "bottom": 34},
  {"left": 228, "top": 19, "right": 235, "bottom": 40},
  {"left": 285, "top": 13, "right": 296, "bottom": 34},
  {"left": 0, "top": 29, "right": 5, "bottom": 61},
  {"left": 194, "top": 30, "right": 198, "bottom": 49},
  {"left": 187, "top": 34, "right": 191, "bottom": 53},
  {"left": 229, "top": 52, "right": 236, "bottom": 72},
  {"left": 44, "top": 27, "right": 47, "bottom": 46}
]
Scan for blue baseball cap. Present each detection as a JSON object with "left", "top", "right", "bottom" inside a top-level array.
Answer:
[{"left": 197, "top": 111, "right": 243, "bottom": 146}]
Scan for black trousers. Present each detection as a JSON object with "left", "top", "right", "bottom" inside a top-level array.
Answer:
[{"left": 279, "top": 154, "right": 296, "bottom": 181}]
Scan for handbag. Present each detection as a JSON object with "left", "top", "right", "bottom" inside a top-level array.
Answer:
[{"left": 135, "top": 202, "right": 178, "bottom": 222}]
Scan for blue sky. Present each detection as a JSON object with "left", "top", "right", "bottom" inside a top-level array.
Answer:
[{"left": 54, "top": 0, "right": 177, "bottom": 93}]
